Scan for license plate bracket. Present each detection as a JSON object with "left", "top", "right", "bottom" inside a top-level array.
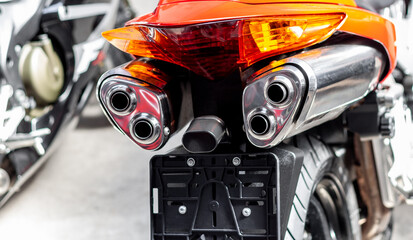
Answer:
[{"left": 150, "top": 152, "right": 280, "bottom": 240}]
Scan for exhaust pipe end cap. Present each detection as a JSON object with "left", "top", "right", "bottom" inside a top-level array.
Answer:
[
  {"left": 106, "top": 85, "right": 136, "bottom": 116},
  {"left": 246, "top": 107, "right": 277, "bottom": 143},
  {"left": 182, "top": 116, "right": 226, "bottom": 153},
  {"left": 129, "top": 113, "right": 161, "bottom": 145}
]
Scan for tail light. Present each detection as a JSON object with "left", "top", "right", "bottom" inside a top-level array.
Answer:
[
  {"left": 97, "top": 60, "right": 174, "bottom": 150},
  {"left": 102, "top": 14, "right": 346, "bottom": 80}
]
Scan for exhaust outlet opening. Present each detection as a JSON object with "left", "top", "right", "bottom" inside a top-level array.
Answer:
[
  {"left": 182, "top": 116, "right": 226, "bottom": 153},
  {"left": 105, "top": 85, "right": 136, "bottom": 116},
  {"left": 133, "top": 120, "right": 154, "bottom": 140},
  {"left": 110, "top": 91, "right": 131, "bottom": 112},
  {"left": 267, "top": 82, "right": 288, "bottom": 104},
  {"left": 250, "top": 114, "right": 270, "bottom": 135},
  {"left": 182, "top": 132, "right": 217, "bottom": 153}
]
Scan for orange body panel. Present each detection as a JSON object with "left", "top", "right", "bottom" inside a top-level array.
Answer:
[
  {"left": 159, "top": 0, "right": 357, "bottom": 6},
  {"left": 127, "top": 0, "right": 396, "bottom": 77}
]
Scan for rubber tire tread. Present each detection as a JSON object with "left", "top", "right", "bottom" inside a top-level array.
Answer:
[{"left": 285, "top": 134, "right": 361, "bottom": 240}]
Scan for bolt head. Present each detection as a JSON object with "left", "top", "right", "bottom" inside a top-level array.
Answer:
[
  {"left": 232, "top": 157, "right": 241, "bottom": 166},
  {"left": 178, "top": 205, "right": 187, "bottom": 215},
  {"left": 164, "top": 127, "right": 170, "bottom": 136},
  {"left": 187, "top": 158, "right": 196, "bottom": 167},
  {"left": 242, "top": 207, "right": 251, "bottom": 217},
  {"left": 209, "top": 200, "right": 220, "bottom": 211}
]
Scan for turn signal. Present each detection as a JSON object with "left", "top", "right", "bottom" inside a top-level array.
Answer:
[
  {"left": 103, "top": 14, "right": 346, "bottom": 80},
  {"left": 241, "top": 14, "right": 346, "bottom": 64}
]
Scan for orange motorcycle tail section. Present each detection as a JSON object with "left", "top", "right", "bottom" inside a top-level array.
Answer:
[{"left": 106, "top": 0, "right": 396, "bottom": 81}]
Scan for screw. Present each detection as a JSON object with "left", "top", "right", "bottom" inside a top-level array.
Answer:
[
  {"left": 232, "top": 157, "right": 241, "bottom": 166},
  {"left": 187, "top": 158, "right": 195, "bottom": 167},
  {"left": 178, "top": 205, "right": 187, "bottom": 215},
  {"left": 242, "top": 207, "right": 251, "bottom": 217},
  {"left": 164, "top": 127, "right": 170, "bottom": 136},
  {"left": 209, "top": 200, "right": 220, "bottom": 211}
]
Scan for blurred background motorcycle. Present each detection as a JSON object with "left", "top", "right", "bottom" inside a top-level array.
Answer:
[{"left": 0, "top": 0, "right": 132, "bottom": 205}]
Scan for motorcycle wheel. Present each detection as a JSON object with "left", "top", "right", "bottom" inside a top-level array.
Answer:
[{"left": 286, "top": 135, "right": 362, "bottom": 240}]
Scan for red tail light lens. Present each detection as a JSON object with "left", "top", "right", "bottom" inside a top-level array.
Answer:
[{"left": 103, "top": 13, "right": 346, "bottom": 80}]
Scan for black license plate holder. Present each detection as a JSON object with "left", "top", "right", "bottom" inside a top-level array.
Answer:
[{"left": 150, "top": 152, "right": 280, "bottom": 240}]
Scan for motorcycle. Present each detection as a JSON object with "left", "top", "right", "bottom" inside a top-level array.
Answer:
[
  {"left": 0, "top": 0, "right": 133, "bottom": 206},
  {"left": 97, "top": 0, "right": 413, "bottom": 239}
]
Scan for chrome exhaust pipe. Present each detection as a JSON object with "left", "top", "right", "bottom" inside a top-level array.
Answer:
[
  {"left": 129, "top": 113, "right": 161, "bottom": 145},
  {"left": 106, "top": 85, "right": 136, "bottom": 116},
  {"left": 182, "top": 116, "right": 226, "bottom": 153},
  {"left": 243, "top": 43, "right": 385, "bottom": 148},
  {"left": 250, "top": 114, "right": 270, "bottom": 135},
  {"left": 97, "top": 60, "right": 178, "bottom": 151}
]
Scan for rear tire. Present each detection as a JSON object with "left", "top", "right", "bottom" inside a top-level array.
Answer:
[{"left": 285, "top": 135, "right": 361, "bottom": 240}]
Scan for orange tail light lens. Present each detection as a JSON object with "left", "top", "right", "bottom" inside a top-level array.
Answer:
[
  {"left": 103, "top": 13, "right": 346, "bottom": 80},
  {"left": 241, "top": 14, "right": 346, "bottom": 64}
]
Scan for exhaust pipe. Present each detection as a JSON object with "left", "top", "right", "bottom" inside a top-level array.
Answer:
[
  {"left": 243, "top": 43, "right": 385, "bottom": 148},
  {"left": 246, "top": 107, "right": 278, "bottom": 143},
  {"left": 106, "top": 85, "right": 136, "bottom": 116},
  {"left": 250, "top": 114, "right": 270, "bottom": 135},
  {"left": 97, "top": 60, "right": 177, "bottom": 151},
  {"left": 129, "top": 113, "right": 161, "bottom": 145},
  {"left": 182, "top": 116, "right": 226, "bottom": 153}
]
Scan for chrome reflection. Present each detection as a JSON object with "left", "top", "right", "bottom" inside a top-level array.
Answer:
[
  {"left": 106, "top": 84, "right": 136, "bottom": 116},
  {"left": 243, "top": 44, "right": 385, "bottom": 148},
  {"left": 243, "top": 65, "right": 306, "bottom": 148},
  {"left": 129, "top": 113, "right": 161, "bottom": 145},
  {"left": 97, "top": 75, "right": 172, "bottom": 151}
]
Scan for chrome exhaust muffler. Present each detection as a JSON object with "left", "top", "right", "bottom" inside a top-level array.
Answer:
[
  {"left": 97, "top": 60, "right": 177, "bottom": 150},
  {"left": 243, "top": 43, "right": 385, "bottom": 148}
]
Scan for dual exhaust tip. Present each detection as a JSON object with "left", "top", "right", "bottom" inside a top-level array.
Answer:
[
  {"left": 104, "top": 83, "right": 163, "bottom": 149},
  {"left": 106, "top": 85, "right": 136, "bottom": 116},
  {"left": 107, "top": 84, "right": 227, "bottom": 153},
  {"left": 104, "top": 81, "right": 290, "bottom": 151},
  {"left": 129, "top": 114, "right": 161, "bottom": 144},
  {"left": 247, "top": 77, "right": 293, "bottom": 139},
  {"left": 105, "top": 76, "right": 292, "bottom": 151}
]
